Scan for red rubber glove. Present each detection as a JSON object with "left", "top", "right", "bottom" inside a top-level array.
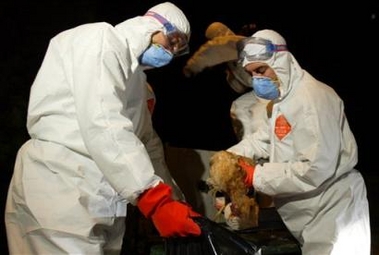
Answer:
[
  {"left": 238, "top": 158, "right": 255, "bottom": 188},
  {"left": 137, "top": 182, "right": 201, "bottom": 238}
]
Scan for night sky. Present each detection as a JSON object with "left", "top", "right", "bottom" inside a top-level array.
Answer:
[{"left": 1, "top": 0, "right": 378, "bottom": 253}]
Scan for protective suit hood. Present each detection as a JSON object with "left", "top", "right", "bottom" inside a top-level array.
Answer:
[
  {"left": 148, "top": 2, "right": 190, "bottom": 36},
  {"left": 243, "top": 29, "right": 304, "bottom": 100},
  {"left": 115, "top": 2, "right": 190, "bottom": 62}
]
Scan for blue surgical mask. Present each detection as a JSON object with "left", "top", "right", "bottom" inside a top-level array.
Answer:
[
  {"left": 139, "top": 44, "right": 173, "bottom": 68},
  {"left": 252, "top": 76, "right": 279, "bottom": 100}
]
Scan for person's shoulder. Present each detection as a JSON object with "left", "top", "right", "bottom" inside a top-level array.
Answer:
[
  {"left": 57, "top": 22, "right": 112, "bottom": 36},
  {"left": 297, "top": 71, "right": 342, "bottom": 106},
  {"left": 302, "top": 71, "right": 337, "bottom": 95},
  {"left": 75, "top": 22, "right": 114, "bottom": 33},
  {"left": 51, "top": 22, "right": 117, "bottom": 50}
]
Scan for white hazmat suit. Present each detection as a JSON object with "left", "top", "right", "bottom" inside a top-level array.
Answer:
[
  {"left": 5, "top": 2, "right": 191, "bottom": 254},
  {"left": 229, "top": 29, "right": 371, "bottom": 254}
]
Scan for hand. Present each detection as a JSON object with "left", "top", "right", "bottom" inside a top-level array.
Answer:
[
  {"left": 137, "top": 182, "right": 201, "bottom": 238},
  {"left": 238, "top": 157, "right": 255, "bottom": 188}
]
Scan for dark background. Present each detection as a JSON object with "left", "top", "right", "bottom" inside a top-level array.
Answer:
[{"left": 1, "top": 0, "right": 377, "bottom": 254}]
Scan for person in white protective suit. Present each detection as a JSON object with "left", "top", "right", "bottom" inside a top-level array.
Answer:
[
  {"left": 228, "top": 29, "right": 371, "bottom": 254},
  {"left": 5, "top": 2, "right": 202, "bottom": 254}
]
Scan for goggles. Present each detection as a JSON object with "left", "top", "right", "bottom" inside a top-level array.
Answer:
[
  {"left": 145, "top": 11, "right": 190, "bottom": 57},
  {"left": 237, "top": 37, "right": 287, "bottom": 63}
]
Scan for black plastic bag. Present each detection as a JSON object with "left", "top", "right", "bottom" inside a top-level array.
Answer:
[{"left": 165, "top": 217, "right": 260, "bottom": 255}]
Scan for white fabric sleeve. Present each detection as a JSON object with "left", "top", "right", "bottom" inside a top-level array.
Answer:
[
  {"left": 227, "top": 127, "right": 271, "bottom": 161},
  {"left": 71, "top": 36, "right": 160, "bottom": 203}
]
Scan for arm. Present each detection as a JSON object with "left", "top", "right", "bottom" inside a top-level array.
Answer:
[
  {"left": 72, "top": 30, "right": 160, "bottom": 203},
  {"left": 253, "top": 82, "right": 355, "bottom": 197}
]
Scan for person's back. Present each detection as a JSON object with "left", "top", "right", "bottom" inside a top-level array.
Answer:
[{"left": 27, "top": 22, "right": 132, "bottom": 155}]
